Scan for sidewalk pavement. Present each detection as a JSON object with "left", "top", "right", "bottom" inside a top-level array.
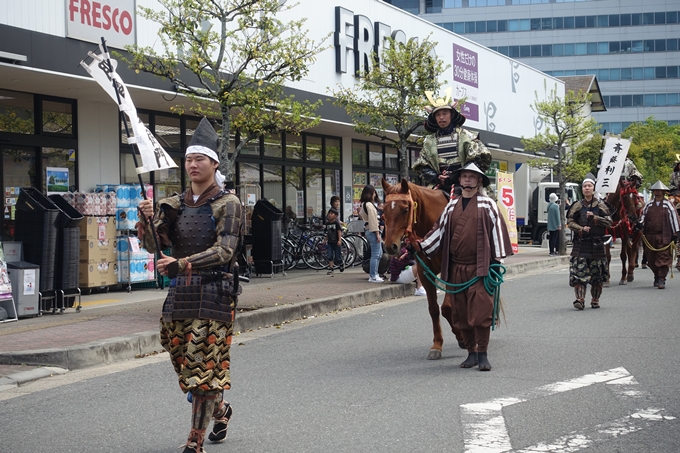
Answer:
[{"left": 0, "top": 245, "right": 567, "bottom": 390}]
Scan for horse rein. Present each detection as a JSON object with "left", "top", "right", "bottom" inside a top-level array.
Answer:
[
  {"left": 385, "top": 191, "right": 418, "bottom": 237},
  {"left": 610, "top": 184, "right": 640, "bottom": 236}
]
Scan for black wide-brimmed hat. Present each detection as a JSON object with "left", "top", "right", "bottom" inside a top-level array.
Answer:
[{"left": 452, "top": 162, "right": 490, "bottom": 187}]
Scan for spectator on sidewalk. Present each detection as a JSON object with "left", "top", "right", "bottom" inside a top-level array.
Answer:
[
  {"left": 389, "top": 239, "right": 426, "bottom": 296},
  {"left": 325, "top": 208, "right": 344, "bottom": 275},
  {"left": 360, "top": 185, "right": 384, "bottom": 283},
  {"left": 547, "top": 193, "right": 561, "bottom": 256}
]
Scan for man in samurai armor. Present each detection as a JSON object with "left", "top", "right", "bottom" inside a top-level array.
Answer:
[
  {"left": 669, "top": 161, "right": 680, "bottom": 270},
  {"left": 411, "top": 162, "right": 513, "bottom": 371},
  {"left": 412, "top": 88, "right": 492, "bottom": 199},
  {"left": 621, "top": 157, "right": 643, "bottom": 188},
  {"left": 636, "top": 181, "right": 680, "bottom": 289},
  {"left": 138, "top": 117, "right": 243, "bottom": 453},
  {"left": 567, "top": 173, "right": 613, "bottom": 310}
]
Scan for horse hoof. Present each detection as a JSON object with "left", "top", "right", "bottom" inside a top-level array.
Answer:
[
  {"left": 627, "top": 276, "right": 634, "bottom": 282},
  {"left": 427, "top": 349, "right": 442, "bottom": 360},
  {"left": 619, "top": 280, "right": 627, "bottom": 285}
]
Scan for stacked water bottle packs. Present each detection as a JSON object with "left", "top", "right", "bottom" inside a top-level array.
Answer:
[
  {"left": 97, "top": 184, "right": 153, "bottom": 230},
  {"left": 116, "top": 235, "right": 155, "bottom": 282}
]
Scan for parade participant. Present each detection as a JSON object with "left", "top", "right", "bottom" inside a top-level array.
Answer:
[
  {"left": 359, "top": 185, "right": 384, "bottom": 282},
  {"left": 637, "top": 181, "right": 680, "bottom": 289},
  {"left": 670, "top": 161, "right": 680, "bottom": 270},
  {"left": 621, "top": 157, "right": 643, "bottom": 188},
  {"left": 137, "top": 117, "right": 242, "bottom": 453},
  {"left": 389, "top": 238, "right": 426, "bottom": 296},
  {"left": 412, "top": 88, "right": 492, "bottom": 198},
  {"left": 567, "top": 173, "right": 612, "bottom": 310},
  {"left": 547, "top": 193, "right": 561, "bottom": 256},
  {"left": 410, "top": 162, "right": 513, "bottom": 371}
]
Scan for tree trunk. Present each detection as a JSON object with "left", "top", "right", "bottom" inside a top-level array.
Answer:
[
  {"left": 219, "top": 105, "right": 235, "bottom": 183},
  {"left": 399, "top": 139, "right": 409, "bottom": 181}
]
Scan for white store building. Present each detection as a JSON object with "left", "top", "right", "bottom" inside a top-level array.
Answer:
[{"left": 0, "top": 0, "right": 587, "bottom": 239}]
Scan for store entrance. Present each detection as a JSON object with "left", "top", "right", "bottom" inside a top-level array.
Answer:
[{"left": 1, "top": 145, "right": 38, "bottom": 240}]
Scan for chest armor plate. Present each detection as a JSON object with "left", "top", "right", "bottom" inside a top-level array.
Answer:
[
  {"left": 574, "top": 203, "right": 606, "bottom": 237},
  {"left": 436, "top": 133, "right": 459, "bottom": 162},
  {"left": 171, "top": 202, "right": 217, "bottom": 258}
]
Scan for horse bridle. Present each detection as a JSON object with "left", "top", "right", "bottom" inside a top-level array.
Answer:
[
  {"left": 384, "top": 191, "right": 418, "bottom": 238},
  {"left": 610, "top": 183, "right": 640, "bottom": 236}
]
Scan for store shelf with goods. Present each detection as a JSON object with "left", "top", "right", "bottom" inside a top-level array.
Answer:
[{"left": 116, "top": 230, "right": 157, "bottom": 293}]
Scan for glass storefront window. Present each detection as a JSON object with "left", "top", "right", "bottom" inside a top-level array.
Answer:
[
  {"left": 42, "top": 148, "right": 76, "bottom": 192},
  {"left": 326, "top": 138, "right": 341, "bottom": 164},
  {"left": 2, "top": 146, "right": 37, "bottom": 239},
  {"left": 305, "top": 167, "right": 323, "bottom": 220},
  {"left": 262, "top": 164, "right": 283, "bottom": 208},
  {"left": 154, "top": 156, "right": 182, "bottom": 199},
  {"left": 324, "top": 169, "right": 341, "bottom": 217},
  {"left": 306, "top": 135, "right": 322, "bottom": 162},
  {"left": 42, "top": 100, "right": 74, "bottom": 136},
  {"left": 286, "top": 134, "right": 303, "bottom": 160},
  {"left": 263, "top": 133, "right": 282, "bottom": 158},
  {"left": 285, "top": 165, "right": 304, "bottom": 219},
  {"left": 369, "top": 143, "right": 382, "bottom": 168},
  {"left": 239, "top": 162, "right": 260, "bottom": 186},
  {"left": 155, "top": 115, "right": 181, "bottom": 151},
  {"left": 0, "top": 90, "right": 34, "bottom": 134},
  {"left": 385, "top": 146, "right": 398, "bottom": 170},
  {"left": 352, "top": 141, "right": 367, "bottom": 166}
]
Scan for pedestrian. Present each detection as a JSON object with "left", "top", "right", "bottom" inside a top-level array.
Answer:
[
  {"left": 412, "top": 89, "right": 492, "bottom": 199},
  {"left": 637, "top": 181, "right": 680, "bottom": 289},
  {"left": 137, "top": 117, "right": 242, "bottom": 453},
  {"left": 359, "top": 185, "right": 384, "bottom": 283},
  {"left": 410, "top": 162, "right": 513, "bottom": 371},
  {"left": 389, "top": 238, "right": 426, "bottom": 296},
  {"left": 547, "top": 192, "right": 561, "bottom": 256},
  {"left": 325, "top": 207, "right": 344, "bottom": 275},
  {"left": 567, "top": 173, "right": 612, "bottom": 310},
  {"left": 670, "top": 160, "right": 680, "bottom": 270},
  {"left": 283, "top": 205, "right": 296, "bottom": 233}
]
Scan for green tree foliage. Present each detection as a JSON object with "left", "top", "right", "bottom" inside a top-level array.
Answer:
[
  {"left": 522, "top": 83, "right": 599, "bottom": 254},
  {"left": 623, "top": 118, "right": 680, "bottom": 189},
  {"left": 331, "top": 36, "right": 447, "bottom": 180},
  {"left": 125, "top": 0, "right": 327, "bottom": 183}
]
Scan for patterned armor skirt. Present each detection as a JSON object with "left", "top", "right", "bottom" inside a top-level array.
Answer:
[
  {"left": 160, "top": 318, "right": 233, "bottom": 395},
  {"left": 569, "top": 256, "right": 609, "bottom": 287}
]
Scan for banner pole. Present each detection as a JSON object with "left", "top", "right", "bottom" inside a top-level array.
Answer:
[{"left": 100, "top": 37, "right": 163, "bottom": 259}]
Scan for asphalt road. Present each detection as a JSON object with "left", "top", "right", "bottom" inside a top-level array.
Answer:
[{"left": 1, "top": 261, "right": 679, "bottom": 453}]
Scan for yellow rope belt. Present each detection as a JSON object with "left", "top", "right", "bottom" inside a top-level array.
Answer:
[{"left": 640, "top": 233, "right": 677, "bottom": 278}]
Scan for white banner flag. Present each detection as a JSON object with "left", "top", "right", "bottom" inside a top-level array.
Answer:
[
  {"left": 595, "top": 136, "right": 632, "bottom": 194},
  {"left": 81, "top": 44, "right": 177, "bottom": 174}
]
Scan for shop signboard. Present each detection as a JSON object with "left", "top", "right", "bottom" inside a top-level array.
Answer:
[
  {"left": 497, "top": 171, "right": 519, "bottom": 254},
  {"left": 66, "top": 0, "right": 137, "bottom": 48},
  {"left": 46, "top": 167, "right": 70, "bottom": 195}
]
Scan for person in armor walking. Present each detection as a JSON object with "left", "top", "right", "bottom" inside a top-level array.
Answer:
[
  {"left": 637, "top": 181, "right": 680, "bottom": 289},
  {"left": 567, "top": 173, "right": 613, "bottom": 310},
  {"left": 412, "top": 88, "right": 491, "bottom": 199},
  {"left": 138, "top": 118, "right": 243, "bottom": 453}
]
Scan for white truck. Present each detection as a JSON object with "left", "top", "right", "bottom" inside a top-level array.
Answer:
[{"left": 514, "top": 165, "right": 582, "bottom": 245}]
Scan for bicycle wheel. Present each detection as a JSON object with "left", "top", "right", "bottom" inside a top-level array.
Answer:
[
  {"left": 282, "top": 238, "right": 298, "bottom": 270},
  {"left": 345, "top": 233, "right": 368, "bottom": 266},
  {"left": 302, "top": 234, "right": 328, "bottom": 270},
  {"left": 341, "top": 237, "right": 355, "bottom": 268}
]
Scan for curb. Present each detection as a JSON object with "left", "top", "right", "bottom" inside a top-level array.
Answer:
[
  {"left": 0, "top": 257, "right": 567, "bottom": 372},
  {"left": 0, "top": 366, "right": 68, "bottom": 391}
]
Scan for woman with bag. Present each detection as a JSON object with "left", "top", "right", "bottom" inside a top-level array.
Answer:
[{"left": 359, "top": 185, "right": 384, "bottom": 282}]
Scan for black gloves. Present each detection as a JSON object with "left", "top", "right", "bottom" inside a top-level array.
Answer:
[{"left": 419, "top": 167, "right": 440, "bottom": 186}]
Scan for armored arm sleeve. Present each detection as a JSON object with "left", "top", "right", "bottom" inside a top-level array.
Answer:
[
  {"left": 140, "top": 198, "right": 178, "bottom": 253},
  {"left": 593, "top": 201, "right": 613, "bottom": 228}
]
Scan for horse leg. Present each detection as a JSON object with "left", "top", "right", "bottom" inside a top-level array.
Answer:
[
  {"left": 619, "top": 248, "right": 627, "bottom": 285},
  {"left": 627, "top": 244, "right": 637, "bottom": 282},
  {"left": 440, "top": 294, "right": 465, "bottom": 350},
  {"left": 425, "top": 283, "right": 444, "bottom": 360},
  {"left": 604, "top": 244, "right": 611, "bottom": 287}
]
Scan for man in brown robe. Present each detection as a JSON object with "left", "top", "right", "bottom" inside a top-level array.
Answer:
[
  {"left": 412, "top": 162, "right": 513, "bottom": 371},
  {"left": 638, "top": 181, "right": 680, "bottom": 289}
]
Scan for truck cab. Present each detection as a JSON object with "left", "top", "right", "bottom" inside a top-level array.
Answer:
[{"left": 530, "top": 182, "right": 582, "bottom": 244}]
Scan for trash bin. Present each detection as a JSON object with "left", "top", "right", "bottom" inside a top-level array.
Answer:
[
  {"left": 49, "top": 195, "right": 83, "bottom": 297},
  {"left": 15, "top": 188, "right": 59, "bottom": 293},
  {"left": 7, "top": 261, "right": 40, "bottom": 317},
  {"left": 251, "top": 199, "right": 283, "bottom": 275}
]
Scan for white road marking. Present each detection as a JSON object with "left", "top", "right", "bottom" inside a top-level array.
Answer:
[{"left": 461, "top": 367, "right": 676, "bottom": 452}]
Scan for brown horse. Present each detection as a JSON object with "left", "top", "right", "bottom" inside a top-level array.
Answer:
[
  {"left": 381, "top": 178, "right": 464, "bottom": 360},
  {"left": 605, "top": 180, "right": 643, "bottom": 285}
]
